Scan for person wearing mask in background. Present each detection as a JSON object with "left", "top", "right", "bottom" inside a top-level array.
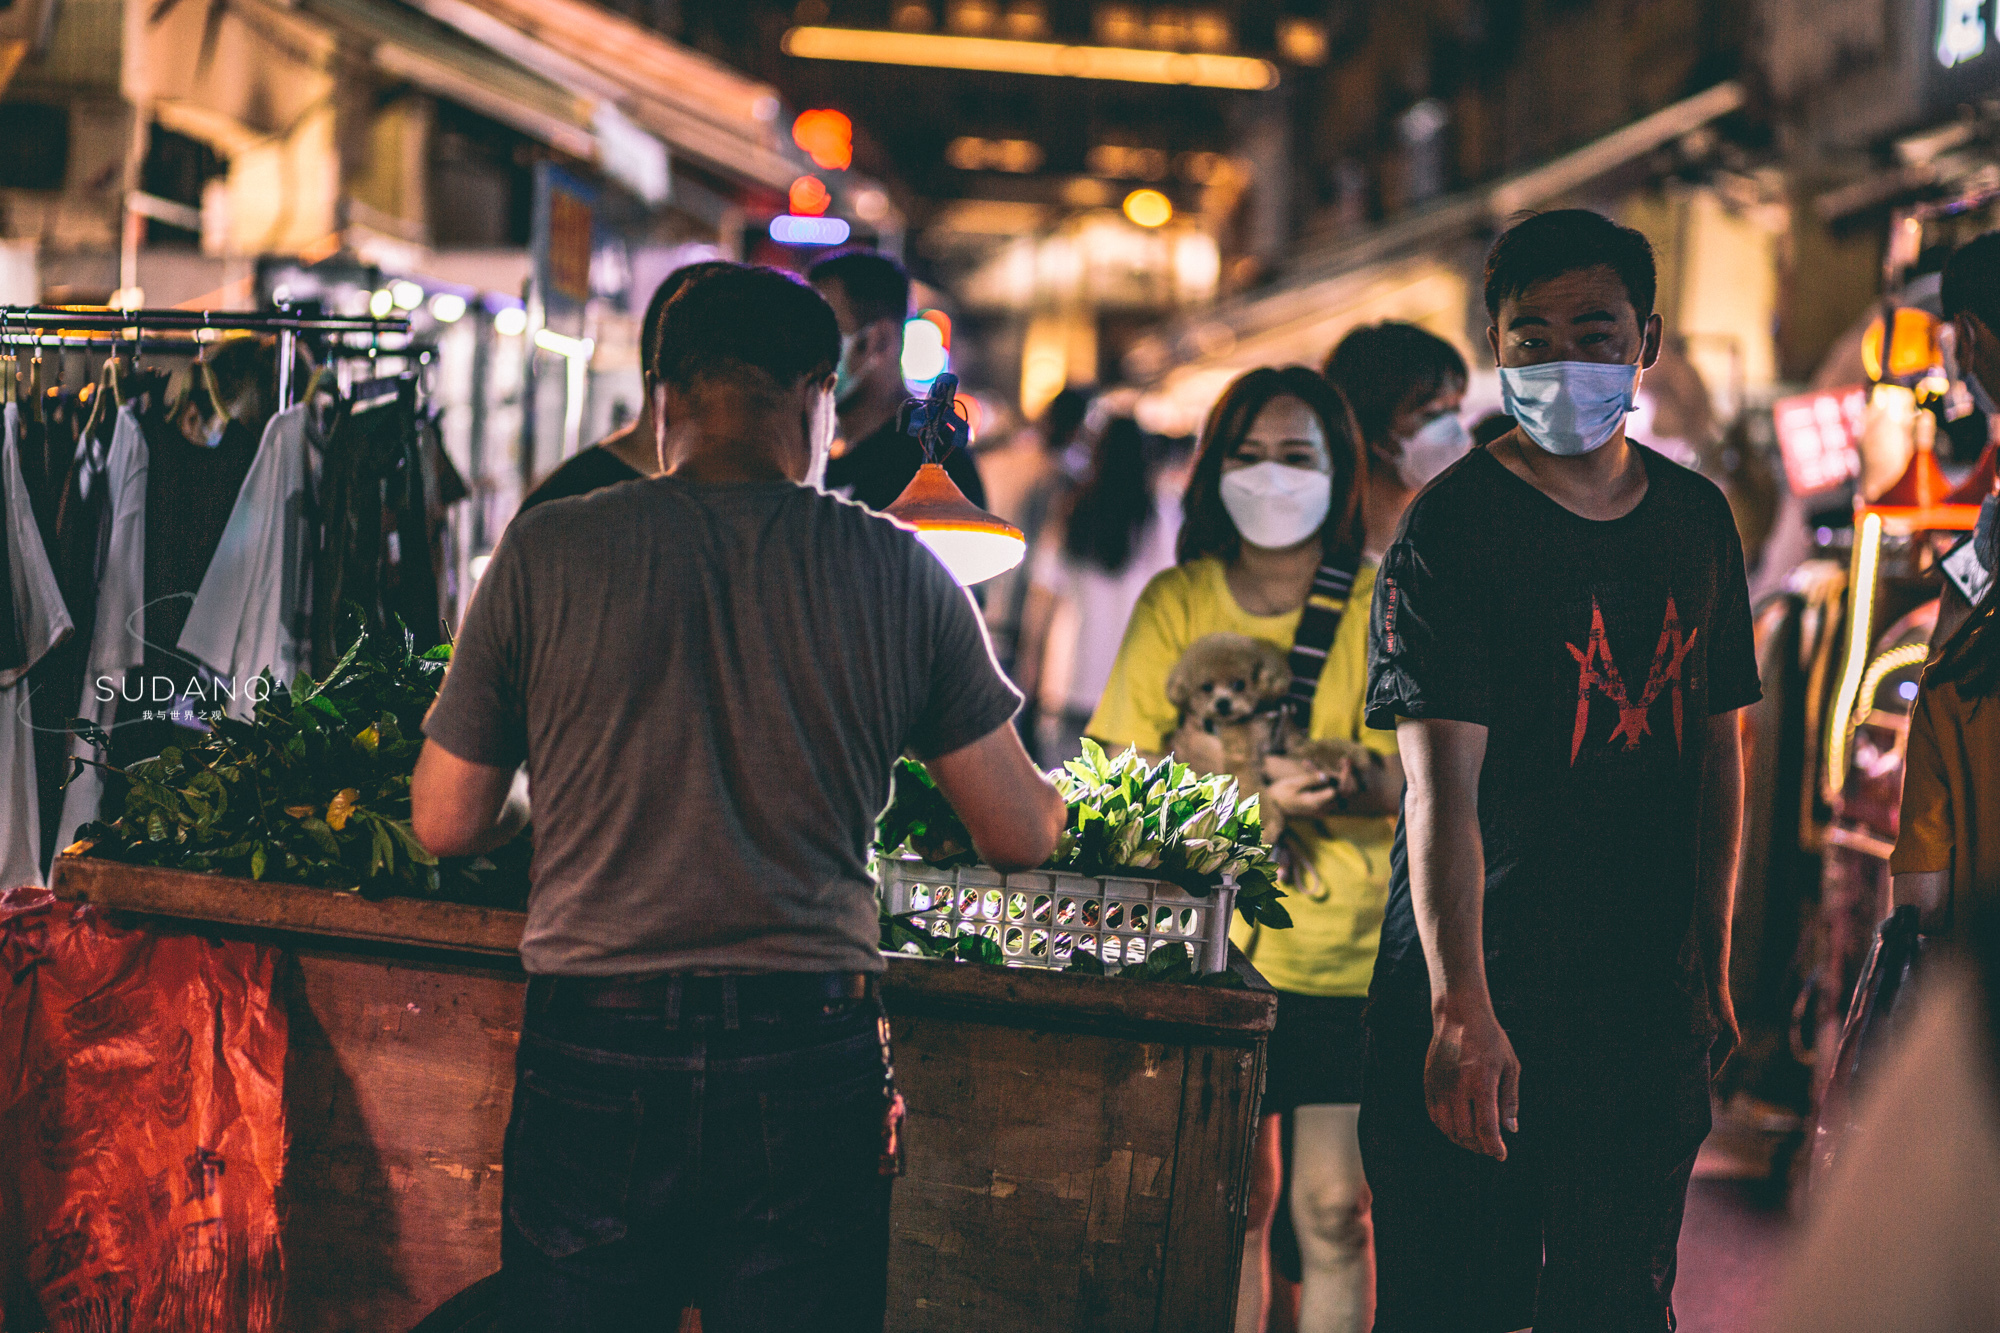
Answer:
[
  {"left": 1092, "top": 368, "right": 1402, "bottom": 1333},
  {"left": 1363, "top": 209, "right": 1759, "bottom": 1333},
  {"left": 412, "top": 267, "right": 1064, "bottom": 1330},
  {"left": 518, "top": 260, "right": 741, "bottom": 513},
  {"left": 1932, "top": 232, "right": 2000, "bottom": 654},
  {"left": 1892, "top": 490, "right": 2000, "bottom": 944},
  {"left": 1013, "top": 417, "right": 1185, "bottom": 766},
  {"left": 984, "top": 387, "right": 1092, "bottom": 676},
  {"left": 1324, "top": 323, "right": 1469, "bottom": 558},
  {"left": 808, "top": 250, "right": 987, "bottom": 514}
]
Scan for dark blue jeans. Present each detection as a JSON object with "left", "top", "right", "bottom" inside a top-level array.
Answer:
[{"left": 500, "top": 978, "right": 893, "bottom": 1332}]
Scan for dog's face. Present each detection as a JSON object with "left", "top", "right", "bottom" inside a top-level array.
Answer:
[{"left": 1166, "top": 634, "right": 1291, "bottom": 732}]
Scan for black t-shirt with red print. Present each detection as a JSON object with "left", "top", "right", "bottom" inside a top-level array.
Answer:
[{"left": 1364, "top": 444, "right": 1761, "bottom": 1048}]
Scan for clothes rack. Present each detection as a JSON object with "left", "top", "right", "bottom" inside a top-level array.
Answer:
[{"left": 0, "top": 307, "right": 413, "bottom": 410}]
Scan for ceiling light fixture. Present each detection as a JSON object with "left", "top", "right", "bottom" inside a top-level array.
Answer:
[{"left": 781, "top": 26, "right": 1279, "bottom": 90}]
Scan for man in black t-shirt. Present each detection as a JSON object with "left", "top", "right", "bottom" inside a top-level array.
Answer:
[
  {"left": 517, "top": 260, "right": 740, "bottom": 515},
  {"left": 809, "top": 250, "right": 986, "bottom": 514},
  {"left": 1362, "top": 210, "right": 1760, "bottom": 1333}
]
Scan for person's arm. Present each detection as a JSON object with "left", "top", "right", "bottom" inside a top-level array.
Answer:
[
  {"left": 411, "top": 746, "right": 529, "bottom": 858},
  {"left": 1399, "top": 716, "right": 1517, "bottom": 1160},
  {"left": 1263, "top": 751, "right": 1406, "bottom": 817},
  {"left": 925, "top": 722, "right": 1066, "bottom": 870},
  {"left": 1696, "top": 709, "right": 1747, "bottom": 1071}
]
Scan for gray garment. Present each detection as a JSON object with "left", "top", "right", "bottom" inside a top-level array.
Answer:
[{"left": 424, "top": 476, "right": 1021, "bottom": 976}]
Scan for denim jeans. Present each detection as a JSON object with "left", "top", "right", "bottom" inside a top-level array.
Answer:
[{"left": 500, "top": 978, "right": 893, "bottom": 1332}]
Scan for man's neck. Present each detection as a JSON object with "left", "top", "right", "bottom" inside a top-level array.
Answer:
[
  {"left": 599, "top": 412, "right": 661, "bottom": 476},
  {"left": 661, "top": 407, "right": 803, "bottom": 485},
  {"left": 1491, "top": 427, "right": 1648, "bottom": 522},
  {"left": 834, "top": 379, "right": 906, "bottom": 457}
]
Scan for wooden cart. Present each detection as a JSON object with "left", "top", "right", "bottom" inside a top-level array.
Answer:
[{"left": 47, "top": 858, "right": 1274, "bottom": 1332}]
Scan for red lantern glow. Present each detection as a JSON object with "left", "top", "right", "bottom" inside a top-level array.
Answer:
[
  {"left": 789, "top": 175, "right": 832, "bottom": 216},
  {"left": 792, "top": 109, "right": 854, "bottom": 171}
]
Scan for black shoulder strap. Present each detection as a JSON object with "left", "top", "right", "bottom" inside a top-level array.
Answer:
[{"left": 1284, "top": 550, "right": 1361, "bottom": 723}]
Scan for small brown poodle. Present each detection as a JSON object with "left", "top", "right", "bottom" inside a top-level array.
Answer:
[{"left": 1166, "top": 633, "right": 1377, "bottom": 844}]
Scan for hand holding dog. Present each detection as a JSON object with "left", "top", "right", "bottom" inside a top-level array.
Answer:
[{"left": 1261, "top": 754, "right": 1348, "bottom": 819}]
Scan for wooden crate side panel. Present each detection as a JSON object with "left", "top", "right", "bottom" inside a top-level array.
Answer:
[
  {"left": 887, "top": 1017, "right": 1186, "bottom": 1332},
  {"left": 279, "top": 951, "right": 520, "bottom": 1332},
  {"left": 1156, "top": 1043, "right": 1264, "bottom": 1332}
]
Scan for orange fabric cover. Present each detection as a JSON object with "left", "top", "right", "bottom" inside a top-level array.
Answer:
[{"left": 0, "top": 887, "right": 287, "bottom": 1332}]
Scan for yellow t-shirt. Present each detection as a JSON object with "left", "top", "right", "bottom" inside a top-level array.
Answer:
[{"left": 1088, "top": 557, "right": 1397, "bottom": 997}]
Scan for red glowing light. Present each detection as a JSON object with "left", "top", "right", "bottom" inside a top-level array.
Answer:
[
  {"left": 789, "top": 175, "right": 832, "bottom": 216},
  {"left": 792, "top": 109, "right": 854, "bottom": 171}
]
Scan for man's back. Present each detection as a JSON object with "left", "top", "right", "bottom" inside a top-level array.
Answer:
[{"left": 425, "top": 475, "right": 1020, "bottom": 976}]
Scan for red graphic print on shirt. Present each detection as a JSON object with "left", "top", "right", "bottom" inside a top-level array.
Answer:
[{"left": 1567, "top": 595, "right": 1698, "bottom": 764}]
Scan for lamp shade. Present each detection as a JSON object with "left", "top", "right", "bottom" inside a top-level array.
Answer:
[{"left": 884, "top": 463, "right": 1026, "bottom": 586}]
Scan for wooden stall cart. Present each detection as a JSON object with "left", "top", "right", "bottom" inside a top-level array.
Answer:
[{"left": 48, "top": 857, "right": 1274, "bottom": 1332}]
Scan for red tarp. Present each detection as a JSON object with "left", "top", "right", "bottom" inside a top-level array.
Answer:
[{"left": 1, "top": 888, "right": 287, "bottom": 1332}]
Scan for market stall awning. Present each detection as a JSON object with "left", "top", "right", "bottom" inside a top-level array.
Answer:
[
  {"left": 1130, "top": 80, "right": 1747, "bottom": 424},
  {"left": 402, "top": 0, "right": 800, "bottom": 193}
]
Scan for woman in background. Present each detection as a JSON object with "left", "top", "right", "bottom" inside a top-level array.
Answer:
[
  {"left": 1013, "top": 416, "right": 1184, "bottom": 766},
  {"left": 1091, "top": 368, "right": 1400, "bottom": 1333},
  {"left": 1323, "top": 323, "right": 1468, "bottom": 558}
]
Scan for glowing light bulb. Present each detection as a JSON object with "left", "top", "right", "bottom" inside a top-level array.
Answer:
[
  {"left": 429, "top": 292, "right": 468, "bottom": 323},
  {"left": 391, "top": 280, "right": 425, "bottom": 310},
  {"left": 493, "top": 306, "right": 528, "bottom": 337},
  {"left": 1122, "top": 188, "right": 1173, "bottom": 227},
  {"left": 902, "top": 317, "right": 948, "bottom": 383}
]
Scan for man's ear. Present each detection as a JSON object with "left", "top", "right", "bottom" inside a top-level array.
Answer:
[
  {"left": 1640, "top": 312, "right": 1665, "bottom": 370},
  {"left": 1486, "top": 322, "right": 1502, "bottom": 367},
  {"left": 865, "top": 317, "right": 902, "bottom": 366}
]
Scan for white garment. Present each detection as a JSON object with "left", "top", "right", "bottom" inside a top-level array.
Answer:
[
  {"left": 178, "top": 405, "right": 311, "bottom": 717},
  {"left": 1030, "top": 492, "right": 1182, "bottom": 714},
  {"left": 53, "top": 404, "right": 147, "bottom": 858},
  {"left": 1, "top": 405, "right": 74, "bottom": 889}
]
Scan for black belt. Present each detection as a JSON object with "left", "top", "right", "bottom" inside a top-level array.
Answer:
[{"left": 530, "top": 971, "right": 877, "bottom": 1017}]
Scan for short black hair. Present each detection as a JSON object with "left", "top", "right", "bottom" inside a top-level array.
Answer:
[
  {"left": 1484, "top": 209, "right": 1658, "bottom": 325},
  {"left": 641, "top": 260, "right": 741, "bottom": 383},
  {"left": 1942, "top": 232, "right": 2000, "bottom": 331},
  {"left": 652, "top": 266, "right": 841, "bottom": 393},
  {"left": 1324, "top": 322, "right": 1468, "bottom": 447},
  {"left": 808, "top": 249, "right": 911, "bottom": 328}
]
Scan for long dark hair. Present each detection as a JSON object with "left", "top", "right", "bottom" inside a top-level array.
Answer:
[
  {"left": 1176, "top": 366, "right": 1366, "bottom": 565},
  {"left": 1063, "top": 416, "right": 1156, "bottom": 573}
]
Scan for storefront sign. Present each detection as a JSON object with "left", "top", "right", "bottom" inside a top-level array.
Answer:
[{"left": 1773, "top": 387, "right": 1867, "bottom": 496}]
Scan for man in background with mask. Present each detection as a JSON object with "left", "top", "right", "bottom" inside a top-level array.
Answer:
[
  {"left": 412, "top": 266, "right": 1064, "bottom": 1329},
  {"left": 1323, "top": 320, "right": 1470, "bottom": 559},
  {"left": 1360, "top": 209, "right": 1760, "bottom": 1332},
  {"left": 809, "top": 249, "right": 988, "bottom": 513}
]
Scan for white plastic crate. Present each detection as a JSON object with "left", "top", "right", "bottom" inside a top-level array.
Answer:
[{"left": 880, "top": 860, "right": 1236, "bottom": 974}]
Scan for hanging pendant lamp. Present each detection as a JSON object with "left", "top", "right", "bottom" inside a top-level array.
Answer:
[{"left": 884, "top": 373, "right": 1025, "bottom": 586}]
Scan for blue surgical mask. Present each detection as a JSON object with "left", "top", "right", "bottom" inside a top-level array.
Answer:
[
  {"left": 1498, "top": 360, "right": 1641, "bottom": 457},
  {"left": 833, "top": 331, "right": 863, "bottom": 405}
]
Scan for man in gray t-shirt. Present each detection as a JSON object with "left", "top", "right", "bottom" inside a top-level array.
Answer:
[{"left": 412, "top": 267, "right": 1064, "bottom": 1330}]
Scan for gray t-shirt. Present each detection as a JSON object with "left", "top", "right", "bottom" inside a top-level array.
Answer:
[{"left": 424, "top": 475, "right": 1021, "bottom": 976}]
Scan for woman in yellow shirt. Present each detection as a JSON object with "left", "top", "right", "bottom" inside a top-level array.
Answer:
[{"left": 1091, "top": 367, "right": 1402, "bottom": 1333}]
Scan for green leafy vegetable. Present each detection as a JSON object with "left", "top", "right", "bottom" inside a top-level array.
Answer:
[
  {"left": 876, "top": 739, "right": 1290, "bottom": 929},
  {"left": 70, "top": 621, "right": 528, "bottom": 908}
]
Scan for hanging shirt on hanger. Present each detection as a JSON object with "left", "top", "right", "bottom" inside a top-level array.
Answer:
[
  {"left": 2, "top": 403, "right": 74, "bottom": 891},
  {"left": 179, "top": 404, "right": 311, "bottom": 718},
  {"left": 53, "top": 403, "right": 147, "bottom": 859}
]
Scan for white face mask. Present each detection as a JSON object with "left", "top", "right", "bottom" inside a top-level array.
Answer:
[
  {"left": 1220, "top": 461, "right": 1333, "bottom": 550},
  {"left": 1396, "top": 412, "right": 1469, "bottom": 489},
  {"left": 1499, "top": 359, "right": 1641, "bottom": 457},
  {"left": 804, "top": 386, "right": 837, "bottom": 491}
]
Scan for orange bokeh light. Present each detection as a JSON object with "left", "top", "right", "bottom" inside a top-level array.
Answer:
[
  {"left": 792, "top": 109, "right": 854, "bottom": 171},
  {"left": 920, "top": 308, "right": 951, "bottom": 348},
  {"left": 789, "top": 175, "right": 832, "bottom": 216}
]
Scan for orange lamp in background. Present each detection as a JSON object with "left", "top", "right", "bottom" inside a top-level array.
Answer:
[
  {"left": 792, "top": 109, "right": 854, "bottom": 170},
  {"left": 789, "top": 175, "right": 832, "bottom": 216},
  {"left": 884, "top": 373, "right": 1025, "bottom": 586}
]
